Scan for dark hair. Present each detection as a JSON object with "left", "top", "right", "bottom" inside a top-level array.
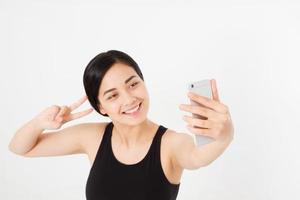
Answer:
[{"left": 83, "top": 50, "right": 144, "bottom": 117}]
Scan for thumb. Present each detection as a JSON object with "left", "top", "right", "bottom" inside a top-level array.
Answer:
[{"left": 211, "top": 79, "right": 220, "bottom": 102}]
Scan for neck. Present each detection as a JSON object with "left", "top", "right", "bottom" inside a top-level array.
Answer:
[{"left": 111, "top": 119, "right": 158, "bottom": 148}]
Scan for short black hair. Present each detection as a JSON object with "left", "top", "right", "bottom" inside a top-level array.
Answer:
[{"left": 83, "top": 50, "right": 144, "bottom": 117}]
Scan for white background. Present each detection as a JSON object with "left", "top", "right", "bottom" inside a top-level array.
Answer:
[{"left": 1, "top": 0, "right": 300, "bottom": 199}]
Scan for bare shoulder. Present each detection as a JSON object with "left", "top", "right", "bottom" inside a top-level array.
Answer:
[
  {"left": 158, "top": 127, "right": 195, "bottom": 181},
  {"left": 64, "top": 122, "right": 109, "bottom": 165},
  {"left": 163, "top": 128, "right": 195, "bottom": 148},
  {"left": 75, "top": 122, "right": 108, "bottom": 154},
  {"left": 162, "top": 128, "right": 195, "bottom": 168}
]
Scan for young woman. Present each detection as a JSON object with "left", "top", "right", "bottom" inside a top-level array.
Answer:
[{"left": 8, "top": 50, "right": 234, "bottom": 200}]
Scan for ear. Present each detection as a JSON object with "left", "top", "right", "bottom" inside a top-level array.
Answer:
[{"left": 98, "top": 103, "right": 107, "bottom": 115}]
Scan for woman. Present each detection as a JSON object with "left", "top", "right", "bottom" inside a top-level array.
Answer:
[{"left": 8, "top": 50, "right": 234, "bottom": 200}]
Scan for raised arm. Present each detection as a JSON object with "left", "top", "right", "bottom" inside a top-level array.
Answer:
[
  {"left": 8, "top": 96, "right": 94, "bottom": 157},
  {"left": 170, "top": 132, "right": 233, "bottom": 170},
  {"left": 172, "top": 79, "right": 234, "bottom": 170}
]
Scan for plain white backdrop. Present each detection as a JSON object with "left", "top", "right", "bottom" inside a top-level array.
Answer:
[{"left": 1, "top": 0, "right": 300, "bottom": 199}]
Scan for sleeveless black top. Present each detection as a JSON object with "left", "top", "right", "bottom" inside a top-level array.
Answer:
[{"left": 85, "top": 122, "right": 180, "bottom": 200}]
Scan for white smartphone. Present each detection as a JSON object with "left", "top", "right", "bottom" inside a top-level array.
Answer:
[{"left": 187, "top": 79, "right": 215, "bottom": 146}]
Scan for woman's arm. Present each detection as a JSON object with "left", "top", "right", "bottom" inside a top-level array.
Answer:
[
  {"left": 13, "top": 123, "right": 103, "bottom": 158},
  {"left": 173, "top": 79, "right": 234, "bottom": 170},
  {"left": 8, "top": 96, "right": 93, "bottom": 157},
  {"left": 9, "top": 117, "right": 45, "bottom": 155},
  {"left": 170, "top": 133, "right": 233, "bottom": 170}
]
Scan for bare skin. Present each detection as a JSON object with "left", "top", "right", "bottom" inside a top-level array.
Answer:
[
  {"left": 8, "top": 63, "right": 233, "bottom": 188},
  {"left": 85, "top": 122, "right": 183, "bottom": 185},
  {"left": 8, "top": 96, "right": 93, "bottom": 155},
  {"left": 8, "top": 95, "right": 184, "bottom": 185}
]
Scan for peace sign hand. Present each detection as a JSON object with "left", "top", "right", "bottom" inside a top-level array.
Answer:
[{"left": 36, "top": 96, "right": 93, "bottom": 130}]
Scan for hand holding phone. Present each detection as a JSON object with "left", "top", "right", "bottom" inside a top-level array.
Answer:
[{"left": 187, "top": 79, "right": 215, "bottom": 146}]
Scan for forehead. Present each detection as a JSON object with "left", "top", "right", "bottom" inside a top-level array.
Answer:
[{"left": 99, "top": 63, "right": 138, "bottom": 92}]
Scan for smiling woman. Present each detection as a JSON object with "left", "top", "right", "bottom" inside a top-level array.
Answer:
[
  {"left": 82, "top": 51, "right": 181, "bottom": 199},
  {"left": 8, "top": 50, "right": 234, "bottom": 200},
  {"left": 83, "top": 50, "right": 144, "bottom": 117}
]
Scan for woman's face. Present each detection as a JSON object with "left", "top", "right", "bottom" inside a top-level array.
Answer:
[{"left": 98, "top": 63, "right": 149, "bottom": 125}]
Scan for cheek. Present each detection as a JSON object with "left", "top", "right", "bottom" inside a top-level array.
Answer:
[
  {"left": 140, "top": 89, "right": 150, "bottom": 109},
  {"left": 100, "top": 100, "right": 119, "bottom": 113},
  {"left": 109, "top": 103, "right": 121, "bottom": 113},
  {"left": 138, "top": 85, "right": 149, "bottom": 99}
]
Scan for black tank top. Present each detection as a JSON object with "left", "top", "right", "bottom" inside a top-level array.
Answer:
[{"left": 85, "top": 122, "right": 180, "bottom": 200}]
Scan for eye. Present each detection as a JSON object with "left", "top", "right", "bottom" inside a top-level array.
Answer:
[
  {"left": 130, "top": 82, "right": 139, "bottom": 88},
  {"left": 107, "top": 94, "right": 118, "bottom": 100}
]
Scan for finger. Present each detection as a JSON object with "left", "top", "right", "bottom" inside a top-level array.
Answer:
[
  {"left": 186, "top": 125, "right": 214, "bottom": 137},
  {"left": 66, "top": 108, "right": 93, "bottom": 121},
  {"left": 69, "top": 95, "right": 88, "bottom": 111},
  {"left": 179, "top": 104, "right": 216, "bottom": 119},
  {"left": 211, "top": 79, "right": 220, "bottom": 102},
  {"left": 187, "top": 92, "right": 227, "bottom": 114},
  {"left": 49, "top": 105, "right": 61, "bottom": 121},
  {"left": 54, "top": 106, "right": 69, "bottom": 121},
  {"left": 182, "top": 115, "right": 214, "bottom": 129}
]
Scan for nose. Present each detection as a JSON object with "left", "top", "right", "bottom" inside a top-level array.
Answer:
[{"left": 122, "top": 91, "right": 137, "bottom": 106}]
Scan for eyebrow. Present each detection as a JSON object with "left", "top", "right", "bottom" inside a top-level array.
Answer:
[{"left": 103, "top": 75, "right": 137, "bottom": 97}]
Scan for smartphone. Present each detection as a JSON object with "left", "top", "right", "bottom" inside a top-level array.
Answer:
[{"left": 187, "top": 79, "right": 215, "bottom": 146}]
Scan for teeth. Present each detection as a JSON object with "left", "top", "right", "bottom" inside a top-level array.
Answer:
[{"left": 124, "top": 104, "right": 140, "bottom": 114}]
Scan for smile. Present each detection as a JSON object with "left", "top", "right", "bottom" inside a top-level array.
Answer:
[{"left": 122, "top": 102, "right": 142, "bottom": 115}]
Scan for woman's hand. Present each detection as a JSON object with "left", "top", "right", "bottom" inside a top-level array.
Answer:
[
  {"left": 35, "top": 96, "right": 93, "bottom": 130},
  {"left": 179, "top": 79, "right": 234, "bottom": 143}
]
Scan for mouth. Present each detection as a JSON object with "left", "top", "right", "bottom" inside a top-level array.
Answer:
[{"left": 122, "top": 102, "right": 142, "bottom": 115}]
